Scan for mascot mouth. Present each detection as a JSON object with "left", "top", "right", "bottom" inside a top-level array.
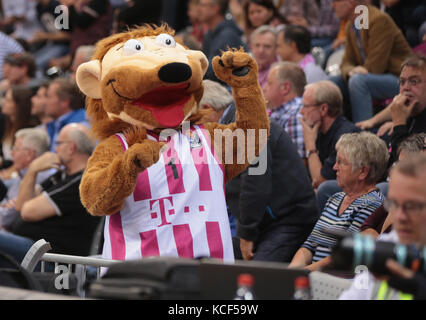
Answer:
[{"left": 132, "top": 83, "right": 191, "bottom": 127}]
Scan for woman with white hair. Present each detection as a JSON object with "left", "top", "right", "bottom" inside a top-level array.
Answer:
[{"left": 289, "top": 131, "right": 389, "bottom": 271}]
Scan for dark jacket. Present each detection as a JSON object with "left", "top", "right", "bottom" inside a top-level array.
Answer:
[
  {"left": 389, "top": 107, "right": 426, "bottom": 164},
  {"left": 202, "top": 18, "right": 245, "bottom": 82},
  {"left": 225, "top": 120, "right": 319, "bottom": 241}
]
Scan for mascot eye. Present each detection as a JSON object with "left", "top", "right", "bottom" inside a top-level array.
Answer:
[
  {"left": 155, "top": 34, "right": 176, "bottom": 48},
  {"left": 122, "top": 39, "right": 144, "bottom": 56}
]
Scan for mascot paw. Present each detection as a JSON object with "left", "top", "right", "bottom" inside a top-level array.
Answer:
[
  {"left": 126, "top": 140, "right": 166, "bottom": 170},
  {"left": 212, "top": 49, "right": 258, "bottom": 88}
]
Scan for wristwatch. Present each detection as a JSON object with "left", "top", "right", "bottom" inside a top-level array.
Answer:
[{"left": 307, "top": 149, "right": 318, "bottom": 158}]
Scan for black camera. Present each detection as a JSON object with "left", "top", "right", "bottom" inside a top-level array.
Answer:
[{"left": 330, "top": 231, "right": 426, "bottom": 276}]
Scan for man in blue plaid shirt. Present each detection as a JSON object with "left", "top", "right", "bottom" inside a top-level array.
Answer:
[{"left": 264, "top": 62, "right": 307, "bottom": 165}]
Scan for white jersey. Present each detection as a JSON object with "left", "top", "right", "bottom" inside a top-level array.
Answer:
[{"left": 102, "top": 125, "right": 234, "bottom": 263}]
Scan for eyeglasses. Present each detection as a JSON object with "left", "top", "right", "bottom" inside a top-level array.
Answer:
[
  {"left": 398, "top": 78, "right": 423, "bottom": 87},
  {"left": 384, "top": 198, "right": 426, "bottom": 216},
  {"left": 55, "top": 140, "right": 72, "bottom": 147}
]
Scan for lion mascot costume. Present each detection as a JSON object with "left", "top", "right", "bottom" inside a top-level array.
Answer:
[{"left": 76, "top": 24, "right": 269, "bottom": 262}]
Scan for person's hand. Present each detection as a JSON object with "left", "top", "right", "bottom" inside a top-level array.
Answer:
[
  {"left": 376, "top": 121, "right": 394, "bottom": 137},
  {"left": 28, "top": 152, "right": 62, "bottom": 174},
  {"left": 240, "top": 238, "right": 254, "bottom": 261},
  {"left": 386, "top": 259, "right": 414, "bottom": 279},
  {"left": 390, "top": 93, "right": 418, "bottom": 126},
  {"left": 298, "top": 117, "right": 320, "bottom": 151},
  {"left": 331, "top": 38, "right": 345, "bottom": 50},
  {"left": 349, "top": 66, "right": 368, "bottom": 77},
  {"left": 356, "top": 118, "right": 375, "bottom": 130}
]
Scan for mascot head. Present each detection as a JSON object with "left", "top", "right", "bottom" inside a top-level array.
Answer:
[{"left": 76, "top": 24, "right": 208, "bottom": 139}]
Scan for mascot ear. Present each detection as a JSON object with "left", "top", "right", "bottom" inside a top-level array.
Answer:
[{"left": 76, "top": 60, "right": 102, "bottom": 99}]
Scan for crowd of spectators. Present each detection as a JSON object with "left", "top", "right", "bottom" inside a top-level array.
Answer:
[{"left": 0, "top": 0, "right": 425, "bottom": 299}]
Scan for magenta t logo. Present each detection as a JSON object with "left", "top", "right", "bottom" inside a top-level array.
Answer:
[{"left": 149, "top": 196, "right": 175, "bottom": 227}]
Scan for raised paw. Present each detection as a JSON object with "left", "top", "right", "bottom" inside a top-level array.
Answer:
[{"left": 212, "top": 49, "right": 259, "bottom": 88}]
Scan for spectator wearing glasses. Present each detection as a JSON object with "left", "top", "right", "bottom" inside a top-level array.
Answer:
[
  {"left": 0, "top": 128, "right": 51, "bottom": 231},
  {"left": 356, "top": 55, "right": 426, "bottom": 164},
  {"left": 298, "top": 80, "right": 360, "bottom": 191}
]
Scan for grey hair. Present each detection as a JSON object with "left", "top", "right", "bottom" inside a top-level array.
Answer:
[
  {"left": 199, "top": 80, "right": 233, "bottom": 111},
  {"left": 270, "top": 61, "right": 307, "bottom": 96},
  {"left": 397, "top": 133, "right": 426, "bottom": 158},
  {"left": 305, "top": 80, "right": 343, "bottom": 118},
  {"left": 15, "top": 128, "right": 50, "bottom": 157},
  {"left": 67, "top": 126, "right": 96, "bottom": 155},
  {"left": 336, "top": 131, "right": 389, "bottom": 184},
  {"left": 250, "top": 25, "right": 277, "bottom": 44}
]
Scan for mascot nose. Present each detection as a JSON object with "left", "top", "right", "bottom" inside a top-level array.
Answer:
[{"left": 158, "top": 63, "right": 192, "bottom": 83}]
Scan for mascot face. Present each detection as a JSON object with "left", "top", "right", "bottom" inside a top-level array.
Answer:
[{"left": 77, "top": 27, "right": 208, "bottom": 130}]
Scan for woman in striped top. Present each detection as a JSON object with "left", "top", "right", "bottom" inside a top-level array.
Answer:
[{"left": 289, "top": 132, "right": 389, "bottom": 271}]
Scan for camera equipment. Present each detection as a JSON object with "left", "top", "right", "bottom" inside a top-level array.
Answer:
[{"left": 330, "top": 231, "right": 426, "bottom": 276}]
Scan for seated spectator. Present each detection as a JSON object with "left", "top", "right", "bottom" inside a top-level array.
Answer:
[
  {"left": 289, "top": 131, "right": 389, "bottom": 271},
  {"left": 0, "top": 128, "right": 50, "bottom": 231},
  {"left": 340, "top": 153, "right": 426, "bottom": 300},
  {"left": 0, "top": 52, "right": 40, "bottom": 95},
  {"left": 276, "top": 25, "right": 328, "bottom": 84},
  {"left": 299, "top": 80, "right": 360, "bottom": 191},
  {"left": 242, "top": 0, "right": 286, "bottom": 43},
  {"left": 31, "top": 82, "right": 53, "bottom": 129},
  {"left": 44, "top": 77, "right": 89, "bottom": 151},
  {"left": 0, "top": 123, "right": 100, "bottom": 263},
  {"left": 360, "top": 133, "right": 426, "bottom": 238},
  {"left": 0, "top": 85, "right": 39, "bottom": 173},
  {"left": 249, "top": 26, "right": 278, "bottom": 93},
  {"left": 199, "top": 0, "right": 246, "bottom": 82},
  {"left": 263, "top": 61, "right": 307, "bottom": 162},
  {"left": 356, "top": 55, "right": 426, "bottom": 147},
  {"left": 329, "top": 0, "right": 412, "bottom": 123}
]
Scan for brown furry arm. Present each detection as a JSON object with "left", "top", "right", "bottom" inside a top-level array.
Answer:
[
  {"left": 205, "top": 49, "right": 270, "bottom": 182},
  {"left": 80, "top": 135, "right": 163, "bottom": 216}
]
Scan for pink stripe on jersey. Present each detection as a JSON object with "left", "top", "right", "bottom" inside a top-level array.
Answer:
[
  {"left": 205, "top": 221, "right": 224, "bottom": 259},
  {"left": 109, "top": 213, "right": 126, "bottom": 260},
  {"left": 173, "top": 224, "right": 194, "bottom": 258},
  {"left": 197, "top": 125, "right": 225, "bottom": 175},
  {"left": 189, "top": 127, "right": 212, "bottom": 191},
  {"left": 162, "top": 136, "right": 185, "bottom": 195},
  {"left": 114, "top": 134, "right": 127, "bottom": 150},
  {"left": 140, "top": 229, "right": 160, "bottom": 257},
  {"left": 134, "top": 170, "right": 152, "bottom": 201}
]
